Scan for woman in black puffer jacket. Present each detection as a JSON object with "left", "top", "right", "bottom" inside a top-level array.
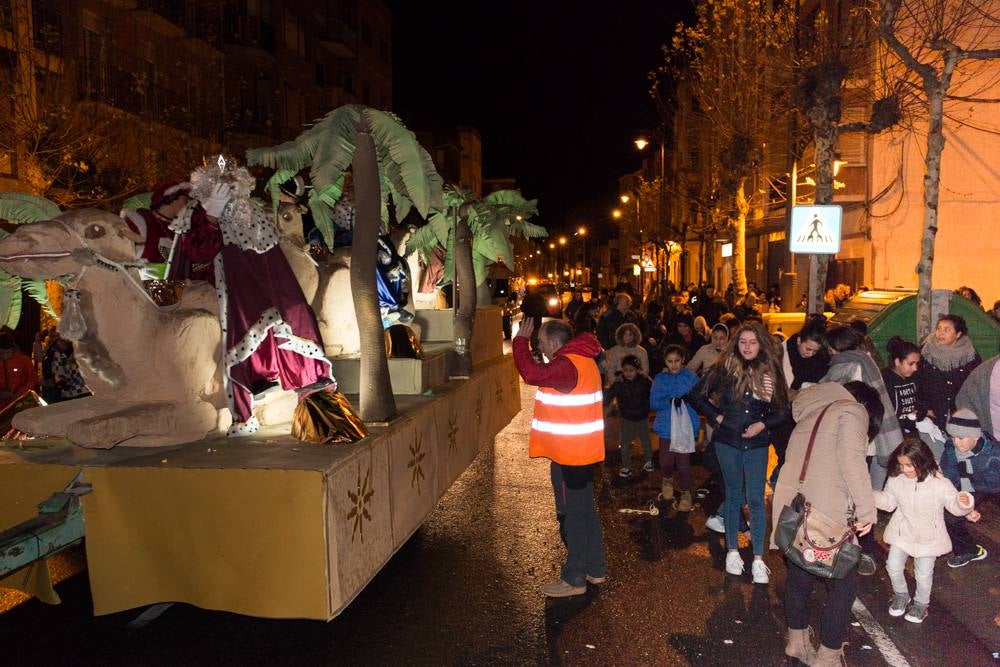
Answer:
[
  {"left": 919, "top": 314, "right": 981, "bottom": 430},
  {"left": 688, "top": 321, "right": 790, "bottom": 583}
]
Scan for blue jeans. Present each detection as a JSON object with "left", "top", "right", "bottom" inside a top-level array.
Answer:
[
  {"left": 551, "top": 462, "right": 606, "bottom": 586},
  {"left": 715, "top": 442, "right": 768, "bottom": 555}
]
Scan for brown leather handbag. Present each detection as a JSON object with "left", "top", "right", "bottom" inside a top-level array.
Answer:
[{"left": 774, "top": 404, "right": 861, "bottom": 579}]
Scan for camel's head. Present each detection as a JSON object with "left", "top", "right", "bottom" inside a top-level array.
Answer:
[
  {"left": 0, "top": 209, "right": 142, "bottom": 279},
  {"left": 276, "top": 201, "right": 306, "bottom": 246}
]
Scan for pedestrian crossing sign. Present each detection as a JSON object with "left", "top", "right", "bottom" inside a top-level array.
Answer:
[{"left": 789, "top": 205, "right": 842, "bottom": 254}]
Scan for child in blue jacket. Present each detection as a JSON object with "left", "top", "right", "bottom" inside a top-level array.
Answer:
[
  {"left": 940, "top": 408, "right": 1000, "bottom": 568},
  {"left": 650, "top": 344, "right": 700, "bottom": 510}
]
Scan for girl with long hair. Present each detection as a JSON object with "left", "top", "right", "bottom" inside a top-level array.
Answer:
[{"left": 689, "top": 321, "right": 789, "bottom": 584}]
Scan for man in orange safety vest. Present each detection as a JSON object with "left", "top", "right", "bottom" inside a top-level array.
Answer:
[{"left": 513, "top": 317, "right": 606, "bottom": 597}]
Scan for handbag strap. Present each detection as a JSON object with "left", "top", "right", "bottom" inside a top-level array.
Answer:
[{"left": 797, "top": 404, "right": 834, "bottom": 489}]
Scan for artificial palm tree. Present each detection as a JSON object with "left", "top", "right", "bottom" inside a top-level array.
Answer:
[
  {"left": 247, "top": 105, "right": 443, "bottom": 422},
  {"left": 0, "top": 193, "right": 60, "bottom": 327},
  {"left": 407, "top": 187, "right": 545, "bottom": 376}
]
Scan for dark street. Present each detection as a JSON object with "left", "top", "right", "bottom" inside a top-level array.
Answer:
[{"left": 2, "top": 380, "right": 999, "bottom": 665}]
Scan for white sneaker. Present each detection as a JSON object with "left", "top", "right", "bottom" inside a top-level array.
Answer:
[
  {"left": 752, "top": 559, "right": 770, "bottom": 584},
  {"left": 725, "top": 550, "right": 744, "bottom": 575},
  {"left": 705, "top": 514, "right": 725, "bottom": 534}
]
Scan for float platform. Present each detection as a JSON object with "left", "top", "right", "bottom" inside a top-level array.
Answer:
[{"left": 0, "top": 354, "right": 520, "bottom": 621}]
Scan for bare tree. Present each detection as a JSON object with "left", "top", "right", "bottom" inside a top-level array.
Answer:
[
  {"left": 793, "top": 1, "right": 903, "bottom": 314},
  {"left": 662, "top": 0, "right": 797, "bottom": 297},
  {"left": 878, "top": 0, "right": 1000, "bottom": 338},
  {"left": 0, "top": 1, "right": 218, "bottom": 209}
]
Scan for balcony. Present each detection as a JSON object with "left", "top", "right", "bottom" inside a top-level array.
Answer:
[{"left": 318, "top": 19, "right": 357, "bottom": 59}]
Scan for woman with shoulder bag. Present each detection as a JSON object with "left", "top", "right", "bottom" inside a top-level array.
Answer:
[{"left": 771, "top": 381, "right": 884, "bottom": 666}]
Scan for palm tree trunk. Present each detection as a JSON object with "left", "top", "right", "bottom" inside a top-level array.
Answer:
[
  {"left": 351, "top": 127, "right": 396, "bottom": 421},
  {"left": 452, "top": 209, "right": 476, "bottom": 378}
]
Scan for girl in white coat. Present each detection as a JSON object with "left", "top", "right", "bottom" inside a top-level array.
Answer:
[{"left": 876, "top": 438, "right": 976, "bottom": 623}]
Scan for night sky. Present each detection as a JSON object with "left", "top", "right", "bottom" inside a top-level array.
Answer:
[{"left": 385, "top": 2, "right": 695, "bottom": 235}]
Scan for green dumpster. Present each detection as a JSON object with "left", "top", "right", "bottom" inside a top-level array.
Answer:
[{"left": 830, "top": 289, "right": 1000, "bottom": 360}]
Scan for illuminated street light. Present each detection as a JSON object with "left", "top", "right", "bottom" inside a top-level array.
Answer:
[
  {"left": 548, "top": 242, "right": 556, "bottom": 249},
  {"left": 578, "top": 227, "right": 587, "bottom": 236},
  {"left": 535, "top": 250, "right": 541, "bottom": 255},
  {"left": 634, "top": 137, "right": 649, "bottom": 151},
  {"left": 620, "top": 194, "right": 630, "bottom": 204},
  {"left": 612, "top": 209, "right": 623, "bottom": 220},
  {"left": 558, "top": 236, "right": 567, "bottom": 246}
]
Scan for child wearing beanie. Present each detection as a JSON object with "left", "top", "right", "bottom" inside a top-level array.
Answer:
[{"left": 940, "top": 407, "right": 1000, "bottom": 568}]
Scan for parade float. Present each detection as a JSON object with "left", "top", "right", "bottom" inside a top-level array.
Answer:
[{"left": 0, "top": 105, "right": 534, "bottom": 620}]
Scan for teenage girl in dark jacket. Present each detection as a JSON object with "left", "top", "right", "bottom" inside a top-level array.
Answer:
[{"left": 688, "top": 321, "right": 789, "bottom": 583}]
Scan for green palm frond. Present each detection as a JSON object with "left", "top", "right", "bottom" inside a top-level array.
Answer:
[
  {"left": 22, "top": 278, "right": 55, "bottom": 318},
  {"left": 405, "top": 225, "right": 442, "bottom": 260},
  {"left": 265, "top": 169, "right": 300, "bottom": 215},
  {"left": 305, "top": 176, "right": 346, "bottom": 247},
  {"left": 122, "top": 191, "right": 153, "bottom": 212},
  {"left": 0, "top": 192, "right": 62, "bottom": 224},
  {"left": 365, "top": 108, "right": 443, "bottom": 216},
  {"left": 510, "top": 220, "right": 548, "bottom": 239},
  {"left": 249, "top": 105, "right": 443, "bottom": 236},
  {"left": 473, "top": 253, "right": 493, "bottom": 287},
  {"left": 247, "top": 107, "right": 360, "bottom": 177},
  {"left": 309, "top": 107, "right": 363, "bottom": 188},
  {"left": 0, "top": 269, "right": 23, "bottom": 329}
]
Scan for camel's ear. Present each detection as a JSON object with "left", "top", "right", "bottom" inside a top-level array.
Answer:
[{"left": 116, "top": 221, "right": 145, "bottom": 243}]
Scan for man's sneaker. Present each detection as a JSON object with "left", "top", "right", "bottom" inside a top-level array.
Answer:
[
  {"left": 858, "top": 554, "right": 877, "bottom": 576},
  {"left": 904, "top": 601, "right": 928, "bottom": 623},
  {"left": 888, "top": 592, "right": 910, "bottom": 617},
  {"left": 751, "top": 559, "right": 770, "bottom": 584},
  {"left": 540, "top": 579, "right": 587, "bottom": 598},
  {"left": 705, "top": 514, "right": 725, "bottom": 534},
  {"left": 618, "top": 467, "right": 631, "bottom": 479},
  {"left": 725, "top": 550, "right": 744, "bottom": 575},
  {"left": 585, "top": 574, "right": 606, "bottom": 585},
  {"left": 643, "top": 461, "right": 655, "bottom": 473},
  {"left": 947, "top": 545, "right": 988, "bottom": 568}
]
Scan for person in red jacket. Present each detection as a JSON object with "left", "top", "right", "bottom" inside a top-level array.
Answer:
[
  {"left": 0, "top": 331, "right": 37, "bottom": 405},
  {"left": 513, "top": 318, "right": 606, "bottom": 597}
]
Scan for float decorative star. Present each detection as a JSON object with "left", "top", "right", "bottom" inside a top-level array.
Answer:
[
  {"left": 408, "top": 431, "right": 426, "bottom": 494},
  {"left": 347, "top": 464, "right": 374, "bottom": 543},
  {"left": 448, "top": 412, "right": 459, "bottom": 455}
]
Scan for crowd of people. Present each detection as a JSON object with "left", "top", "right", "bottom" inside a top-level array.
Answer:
[
  {"left": 513, "top": 280, "right": 998, "bottom": 665},
  {"left": 0, "top": 327, "right": 89, "bottom": 412}
]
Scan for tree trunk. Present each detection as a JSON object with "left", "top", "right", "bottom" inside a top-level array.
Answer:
[
  {"left": 452, "top": 209, "right": 476, "bottom": 378},
  {"left": 808, "top": 127, "right": 837, "bottom": 315},
  {"left": 11, "top": 0, "right": 37, "bottom": 187},
  {"left": 916, "top": 83, "right": 947, "bottom": 342},
  {"left": 733, "top": 180, "right": 749, "bottom": 297},
  {"left": 351, "top": 128, "right": 396, "bottom": 422}
]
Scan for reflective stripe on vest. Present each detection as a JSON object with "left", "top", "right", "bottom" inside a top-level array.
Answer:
[{"left": 529, "top": 353, "right": 605, "bottom": 465}]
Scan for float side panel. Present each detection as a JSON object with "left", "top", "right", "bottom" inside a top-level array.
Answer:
[{"left": 83, "top": 466, "right": 330, "bottom": 620}]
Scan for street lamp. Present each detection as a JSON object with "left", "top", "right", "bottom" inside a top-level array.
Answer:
[
  {"left": 612, "top": 209, "right": 623, "bottom": 220},
  {"left": 634, "top": 137, "right": 649, "bottom": 151},
  {"left": 620, "top": 194, "right": 630, "bottom": 204}
]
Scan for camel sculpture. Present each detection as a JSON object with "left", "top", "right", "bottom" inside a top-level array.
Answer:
[
  {"left": 275, "top": 201, "right": 419, "bottom": 357},
  {"left": 0, "top": 209, "right": 294, "bottom": 448}
]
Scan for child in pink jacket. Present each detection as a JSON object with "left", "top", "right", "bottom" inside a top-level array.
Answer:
[{"left": 875, "top": 438, "right": 976, "bottom": 624}]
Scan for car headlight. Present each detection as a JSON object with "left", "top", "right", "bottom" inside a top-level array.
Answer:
[{"left": 548, "top": 297, "right": 558, "bottom": 307}]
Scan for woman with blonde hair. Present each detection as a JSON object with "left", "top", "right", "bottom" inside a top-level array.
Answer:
[{"left": 689, "top": 321, "right": 790, "bottom": 583}]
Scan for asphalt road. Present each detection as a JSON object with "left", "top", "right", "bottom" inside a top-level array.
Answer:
[{"left": 2, "top": 379, "right": 999, "bottom": 665}]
